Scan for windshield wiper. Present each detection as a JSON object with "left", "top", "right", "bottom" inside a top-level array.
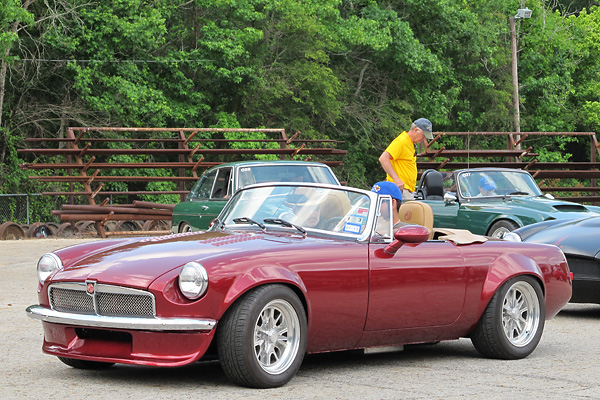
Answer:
[
  {"left": 233, "top": 217, "right": 265, "bottom": 230},
  {"left": 508, "top": 191, "right": 529, "bottom": 196},
  {"left": 212, "top": 217, "right": 224, "bottom": 230},
  {"left": 263, "top": 218, "right": 307, "bottom": 235}
]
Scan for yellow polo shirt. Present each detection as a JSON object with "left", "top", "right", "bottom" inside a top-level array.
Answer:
[{"left": 384, "top": 131, "right": 417, "bottom": 192}]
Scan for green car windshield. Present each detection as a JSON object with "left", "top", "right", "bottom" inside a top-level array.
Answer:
[
  {"left": 457, "top": 170, "right": 542, "bottom": 199},
  {"left": 219, "top": 185, "right": 371, "bottom": 236},
  {"left": 237, "top": 165, "right": 339, "bottom": 188}
]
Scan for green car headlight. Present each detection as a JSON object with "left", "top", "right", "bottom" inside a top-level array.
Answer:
[{"left": 178, "top": 262, "right": 209, "bottom": 300}]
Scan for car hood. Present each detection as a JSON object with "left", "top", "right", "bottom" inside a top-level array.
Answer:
[
  {"left": 51, "top": 231, "right": 295, "bottom": 289},
  {"left": 506, "top": 196, "right": 594, "bottom": 214},
  {"left": 476, "top": 196, "right": 599, "bottom": 219},
  {"left": 516, "top": 216, "right": 600, "bottom": 258}
]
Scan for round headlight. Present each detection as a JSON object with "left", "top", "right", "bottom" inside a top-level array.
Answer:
[
  {"left": 37, "top": 253, "right": 62, "bottom": 284},
  {"left": 503, "top": 232, "right": 522, "bottom": 242},
  {"left": 178, "top": 262, "right": 209, "bottom": 300}
]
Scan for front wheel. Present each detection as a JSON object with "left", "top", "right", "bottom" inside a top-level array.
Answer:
[
  {"left": 179, "top": 222, "right": 193, "bottom": 233},
  {"left": 488, "top": 220, "right": 518, "bottom": 239},
  {"left": 217, "top": 285, "right": 307, "bottom": 388},
  {"left": 471, "top": 276, "right": 545, "bottom": 359}
]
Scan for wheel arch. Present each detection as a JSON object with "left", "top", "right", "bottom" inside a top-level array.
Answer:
[
  {"left": 485, "top": 207, "right": 553, "bottom": 235},
  {"left": 476, "top": 253, "right": 545, "bottom": 320},
  {"left": 217, "top": 267, "right": 309, "bottom": 326},
  {"left": 485, "top": 216, "right": 523, "bottom": 235}
]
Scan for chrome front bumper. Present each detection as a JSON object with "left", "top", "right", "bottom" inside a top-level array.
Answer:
[{"left": 26, "top": 305, "right": 216, "bottom": 332}]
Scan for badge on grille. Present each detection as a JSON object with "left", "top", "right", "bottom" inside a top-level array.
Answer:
[{"left": 85, "top": 280, "right": 96, "bottom": 296}]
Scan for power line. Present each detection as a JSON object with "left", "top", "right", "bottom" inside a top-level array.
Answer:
[{"left": 16, "top": 58, "right": 212, "bottom": 63}]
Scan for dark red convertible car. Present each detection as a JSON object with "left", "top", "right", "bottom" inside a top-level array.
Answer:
[{"left": 27, "top": 183, "right": 572, "bottom": 388}]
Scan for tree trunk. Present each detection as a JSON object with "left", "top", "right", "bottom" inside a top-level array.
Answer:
[{"left": 0, "top": 0, "right": 34, "bottom": 163}]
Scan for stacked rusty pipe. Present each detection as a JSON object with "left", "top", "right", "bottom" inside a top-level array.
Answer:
[{"left": 52, "top": 200, "right": 174, "bottom": 238}]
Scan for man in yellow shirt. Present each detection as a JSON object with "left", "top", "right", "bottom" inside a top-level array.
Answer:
[{"left": 379, "top": 118, "right": 433, "bottom": 200}]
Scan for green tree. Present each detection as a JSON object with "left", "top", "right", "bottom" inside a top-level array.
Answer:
[{"left": 0, "top": 0, "right": 33, "bottom": 174}]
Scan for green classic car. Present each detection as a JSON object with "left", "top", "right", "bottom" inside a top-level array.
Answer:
[
  {"left": 415, "top": 167, "right": 600, "bottom": 238},
  {"left": 171, "top": 161, "right": 340, "bottom": 232}
]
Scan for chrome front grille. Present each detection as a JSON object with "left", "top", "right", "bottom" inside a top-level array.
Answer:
[
  {"left": 50, "top": 287, "right": 94, "bottom": 314},
  {"left": 49, "top": 282, "right": 156, "bottom": 317}
]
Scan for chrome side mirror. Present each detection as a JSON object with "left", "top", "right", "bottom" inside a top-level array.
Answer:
[{"left": 444, "top": 192, "right": 457, "bottom": 204}]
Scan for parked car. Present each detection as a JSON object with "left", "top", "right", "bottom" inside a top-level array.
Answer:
[
  {"left": 415, "top": 167, "right": 600, "bottom": 238},
  {"left": 27, "top": 182, "right": 571, "bottom": 388},
  {"left": 171, "top": 160, "right": 340, "bottom": 233},
  {"left": 504, "top": 215, "right": 600, "bottom": 304}
]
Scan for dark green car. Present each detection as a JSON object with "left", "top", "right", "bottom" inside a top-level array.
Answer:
[
  {"left": 415, "top": 167, "right": 600, "bottom": 238},
  {"left": 171, "top": 161, "right": 340, "bottom": 232}
]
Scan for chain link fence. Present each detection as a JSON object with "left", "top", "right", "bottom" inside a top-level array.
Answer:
[{"left": 0, "top": 194, "right": 44, "bottom": 225}]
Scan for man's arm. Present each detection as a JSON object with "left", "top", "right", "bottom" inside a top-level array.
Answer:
[{"left": 379, "top": 151, "right": 404, "bottom": 191}]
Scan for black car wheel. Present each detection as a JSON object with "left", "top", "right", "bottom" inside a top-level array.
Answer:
[
  {"left": 471, "top": 276, "right": 545, "bottom": 359},
  {"left": 217, "top": 284, "right": 307, "bottom": 388},
  {"left": 58, "top": 357, "right": 114, "bottom": 369},
  {"left": 179, "top": 222, "right": 192, "bottom": 233},
  {"left": 488, "top": 220, "right": 518, "bottom": 238}
]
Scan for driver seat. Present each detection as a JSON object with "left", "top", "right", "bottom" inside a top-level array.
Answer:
[
  {"left": 416, "top": 169, "right": 444, "bottom": 200},
  {"left": 398, "top": 201, "right": 434, "bottom": 239}
]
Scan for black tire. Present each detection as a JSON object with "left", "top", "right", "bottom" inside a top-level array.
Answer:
[
  {"left": 471, "top": 275, "right": 545, "bottom": 359},
  {"left": 217, "top": 284, "right": 307, "bottom": 388},
  {"left": 487, "top": 220, "right": 518, "bottom": 239},
  {"left": 58, "top": 357, "right": 115, "bottom": 370},
  {"left": 179, "top": 222, "right": 192, "bottom": 233}
]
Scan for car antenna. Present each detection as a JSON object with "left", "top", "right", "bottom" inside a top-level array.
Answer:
[{"left": 467, "top": 132, "right": 471, "bottom": 169}]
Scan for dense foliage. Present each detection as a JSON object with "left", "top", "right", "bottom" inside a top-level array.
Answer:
[{"left": 1, "top": 1, "right": 599, "bottom": 213}]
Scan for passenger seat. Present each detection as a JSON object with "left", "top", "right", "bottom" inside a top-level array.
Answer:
[{"left": 398, "top": 201, "right": 434, "bottom": 239}]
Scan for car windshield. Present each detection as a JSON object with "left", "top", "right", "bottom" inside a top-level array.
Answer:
[
  {"left": 237, "top": 165, "right": 339, "bottom": 189},
  {"left": 218, "top": 185, "right": 371, "bottom": 236},
  {"left": 457, "top": 170, "right": 542, "bottom": 198}
]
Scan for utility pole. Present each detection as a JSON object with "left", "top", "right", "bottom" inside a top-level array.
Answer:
[
  {"left": 509, "top": 8, "right": 532, "bottom": 151},
  {"left": 510, "top": 16, "right": 520, "bottom": 137}
]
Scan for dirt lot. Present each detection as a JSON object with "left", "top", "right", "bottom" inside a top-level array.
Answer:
[{"left": 1, "top": 238, "right": 600, "bottom": 399}]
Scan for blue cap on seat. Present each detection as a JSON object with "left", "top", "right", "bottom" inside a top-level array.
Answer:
[{"left": 371, "top": 181, "right": 403, "bottom": 201}]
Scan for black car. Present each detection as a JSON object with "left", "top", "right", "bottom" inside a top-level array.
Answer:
[{"left": 504, "top": 216, "right": 600, "bottom": 304}]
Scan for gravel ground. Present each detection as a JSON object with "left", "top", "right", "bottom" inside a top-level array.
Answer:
[{"left": 1, "top": 238, "right": 599, "bottom": 399}]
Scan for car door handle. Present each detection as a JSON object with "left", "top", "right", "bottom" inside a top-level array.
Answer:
[{"left": 201, "top": 206, "right": 209, "bottom": 210}]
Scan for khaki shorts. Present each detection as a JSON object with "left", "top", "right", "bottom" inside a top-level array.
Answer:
[{"left": 402, "top": 189, "right": 415, "bottom": 201}]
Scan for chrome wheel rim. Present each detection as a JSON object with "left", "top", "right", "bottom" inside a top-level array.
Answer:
[
  {"left": 180, "top": 223, "right": 192, "bottom": 233},
  {"left": 502, "top": 281, "right": 540, "bottom": 347},
  {"left": 491, "top": 227, "right": 511, "bottom": 239},
  {"left": 254, "top": 299, "right": 301, "bottom": 375}
]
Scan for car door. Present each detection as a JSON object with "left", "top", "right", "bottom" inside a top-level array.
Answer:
[
  {"left": 365, "top": 239, "right": 467, "bottom": 331},
  {"left": 186, "top": 167, "right": 232, "bottom": 229},
  {"left": 424, "top": 199, "right": 460, "bottom": 229}
]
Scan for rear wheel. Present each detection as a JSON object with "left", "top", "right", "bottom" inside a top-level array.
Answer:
[
  {"left": 217, "top": 285, "right": 307, "bottom": 388},
  {"left": 471, "top": 276, "right": 545, "bottom": 359},
  {"left": 488, "top": 220, "right": 518, "bottom": 239},
  {"left": 58, "top": 357, "right": 114, "bottom": 370}
]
